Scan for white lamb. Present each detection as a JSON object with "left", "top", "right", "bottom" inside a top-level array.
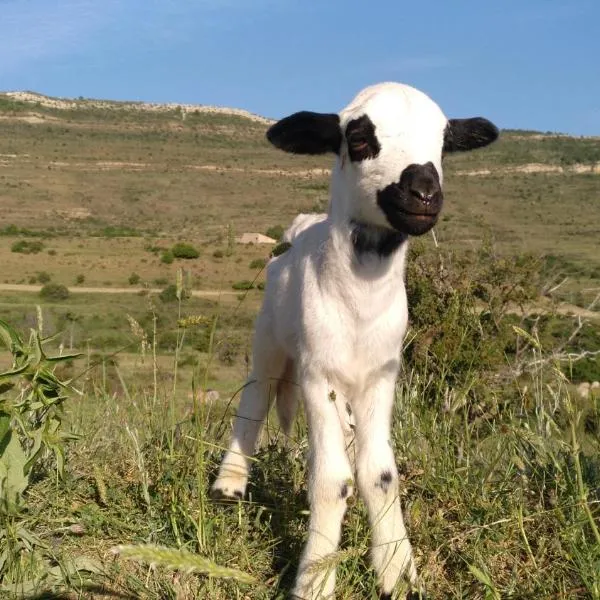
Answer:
[{"left": 212, "top": 82, "right": 498, "bottom": 599}]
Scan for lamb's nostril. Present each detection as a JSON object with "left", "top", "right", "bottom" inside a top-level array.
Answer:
[{"left": 410, "top": 188, "right": 435, "bottom": 204}]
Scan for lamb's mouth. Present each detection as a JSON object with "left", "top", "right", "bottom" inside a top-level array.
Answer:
[
  {"left": 385, "top": 207, "right": 440, "bottom": 236},
  {"left": 395, "top": 206, "right": 440, "bottom": 220}
]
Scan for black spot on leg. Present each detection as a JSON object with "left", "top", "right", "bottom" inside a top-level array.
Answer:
[
  {"left": 345, "top": 402, "right": 352, "bottom": 417},
  {"left": 340, "top": 483, "right": 349, "bottom": 499},
  {"left": 378, "top": 593, "right": 392, "bottom": 600},
  {"left": 377, "top": 470, "right": 393, "bottom": 493},
  {"left": 233, "top": 490, "right": 243, "bottom": 500}
]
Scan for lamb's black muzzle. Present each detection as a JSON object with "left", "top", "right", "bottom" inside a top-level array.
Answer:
[{"left": 377, "top": 161, "right": 443, "bottom": 236}]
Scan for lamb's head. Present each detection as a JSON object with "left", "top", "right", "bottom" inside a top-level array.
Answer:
[{"left": 267, "top": 82, "right": 498, "bottom": 236}]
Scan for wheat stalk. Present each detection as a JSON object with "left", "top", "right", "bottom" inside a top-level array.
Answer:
[{"left": 113, "top": 544, "right": 256, "bottom": 584}]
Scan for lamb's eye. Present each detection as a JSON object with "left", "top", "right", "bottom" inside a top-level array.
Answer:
[{"left": 349, "top": 138, "right": 368, "bottom": 151}]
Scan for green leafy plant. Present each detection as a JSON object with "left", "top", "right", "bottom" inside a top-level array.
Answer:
[{"left": 0, "top": 319, "right": 82, "bottom": 592}]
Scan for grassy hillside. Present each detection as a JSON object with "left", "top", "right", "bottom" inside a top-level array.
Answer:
[{"left": 0, "top": 93, "right": 598, "bottom": 599}]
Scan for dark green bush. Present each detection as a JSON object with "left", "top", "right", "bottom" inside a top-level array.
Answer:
[
  {"left": 39, "top": 283, "right": 70, "bottom": 301},
  {"left": 159, "top": 284, "right": 190, "bottom": 303},
  {"left": 213, "top": 249, "right": 224, "bottom": 259},
  {"left": 161, "top": 250, "right": 174, "bottom": 264},
  {"left": 249, "top": 258, "right": 267, "bottom": 269},
  {"left": 75, "top": 274, "right": 85, "bottom": 285},
  {"left": 232, "top": 280, "right": 254, "bottom": 290},
  {"left": 128, "top": 272, "right": 141, "bottom": 285},
  {"left": 265, "top": 225, "right": 284, "bottom": 241},
  {"left": 171, "top": 242, "right": 200, "bottom": 259},
  {"left": 11, "top": 240, "right": 44, "bottom": 254},
  {"left": 36, "top": 271, "right": 51, "bottom": 284}
]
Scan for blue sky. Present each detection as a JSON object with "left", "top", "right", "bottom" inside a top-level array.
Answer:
[{"left": 1, "top": 0, "right": 598, "bottom": 135}]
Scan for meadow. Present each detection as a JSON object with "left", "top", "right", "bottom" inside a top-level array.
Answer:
[{"left": 0, "top": 93, "right": 599, "bottom": 599}]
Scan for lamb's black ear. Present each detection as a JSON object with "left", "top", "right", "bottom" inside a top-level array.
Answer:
[
  {"left": 443, "top": 117, "right": 499, "bottom": 153},
  {"left": 266, "top": 111, "right": 342, "bottom": 155}
]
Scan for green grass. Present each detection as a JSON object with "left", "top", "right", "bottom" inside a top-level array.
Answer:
[{"left": 1, "top": 244, "right": 599, "bottom": 599}]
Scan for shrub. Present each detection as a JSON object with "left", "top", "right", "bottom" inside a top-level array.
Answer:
[
  {"left": 159, "top": 284, "right": 190, "bottom": 303},
  {"left": 266, "top": 225, "right": 284, "bottom": 241},
  {"left": 36, "top": 271, "right": 51, "bottom": 284},
  {"left": 232, "top": 280, "right": 254, "bottom": 290},
  {"left": 257, "top": 281, "right": 266, "bottom": 291},
  {"left": 161, "top": 250, "right": 174, "bottom": 264},
  {"left": 128, "top": 272, "right": 141, "bottom": 285},
  {"left": 171, "top": 242, "right": 200, "bottom": 259},
  {"left": 39, "top": 283, "right": 70, "bottom": 301},
  {"left": 213, "top": 249, "right": 224, "bottom": 259},
  {"left": 47, "top": 249, "right": 57, "bottom": 256},
  {"left": 75, "top": 274, "right": 85, "bottom": 285},
  {"left": 249, "top": 258, "right": 267, "bottom": 270},
  {"left": 11, "top": 240, "right": 44, "bottom": 254}
]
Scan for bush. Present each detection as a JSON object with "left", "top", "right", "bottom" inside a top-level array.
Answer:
[
  {"left": 249, "top": 258, "right": 267, "bottom": 270},
  {"left": 171, "top": 242, "right": 200, "bottom": 259},
  {"left": 213, "top": 249, "right": 224, "bottom": 259},
  {"left": 75, "top": 274, "right": 85, "bottom": 285},
  {"left": 128, "top": 272, "right": 141, "bottom": 285},
  {"left": 266, "top": 225, "right": 284, "bottom": 241},
  {"left": 159, "top": 284, "right": 190, "bottom": 303},
  {"left": 36, "top": 271, "right": 51, "bottom": 284},
  {"left": 39, "top": 283, "right": 70, "bottom": 301},
  {"left": 11, "top": 240, "right": 44, "bottom": 254},
  {"left": 232, "top": 280, "right": 254, "bottom": 290},
  {"left": 161, "top": 250, "right": 174, "bottom": 264}
]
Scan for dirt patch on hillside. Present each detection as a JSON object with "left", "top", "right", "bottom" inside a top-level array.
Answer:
[{"left": 457, "top": 162, "right": 600, "bottom": 176}]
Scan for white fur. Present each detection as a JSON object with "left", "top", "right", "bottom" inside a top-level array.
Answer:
[{"left": 213, "top": 83, "right": 452, "bottom": 599}]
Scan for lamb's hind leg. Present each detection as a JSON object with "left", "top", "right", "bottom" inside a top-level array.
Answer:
[{"left": 211, "top": 328, "right": 285, "bottom": 500}]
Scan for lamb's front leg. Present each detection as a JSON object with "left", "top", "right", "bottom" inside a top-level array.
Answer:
[
  {"left": 292, "top": 376, "right": 353, "bottom": 600},
  {"left": 354, "top": 377, "right": 418, "bottom": 599}
]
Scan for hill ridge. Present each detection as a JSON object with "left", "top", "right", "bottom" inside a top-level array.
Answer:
[{"left": 1, "top": 90, "right": 274, "bottom": 125}]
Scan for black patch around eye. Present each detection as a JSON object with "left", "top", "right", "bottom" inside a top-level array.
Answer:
[{"left": 345, "top": 115, "right": 381, "bottom": 162}]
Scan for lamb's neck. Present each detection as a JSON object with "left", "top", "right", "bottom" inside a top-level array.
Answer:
[{"left": 321, "top": 211, "right": 409, "bottom": 287}]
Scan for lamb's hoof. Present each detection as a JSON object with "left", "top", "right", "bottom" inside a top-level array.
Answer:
[
  {"left": 210, "top": 475, "right": 247, "bottom": 502},
  {"left": 210, "top": 486, "right": 245, "bottom": 502}
]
